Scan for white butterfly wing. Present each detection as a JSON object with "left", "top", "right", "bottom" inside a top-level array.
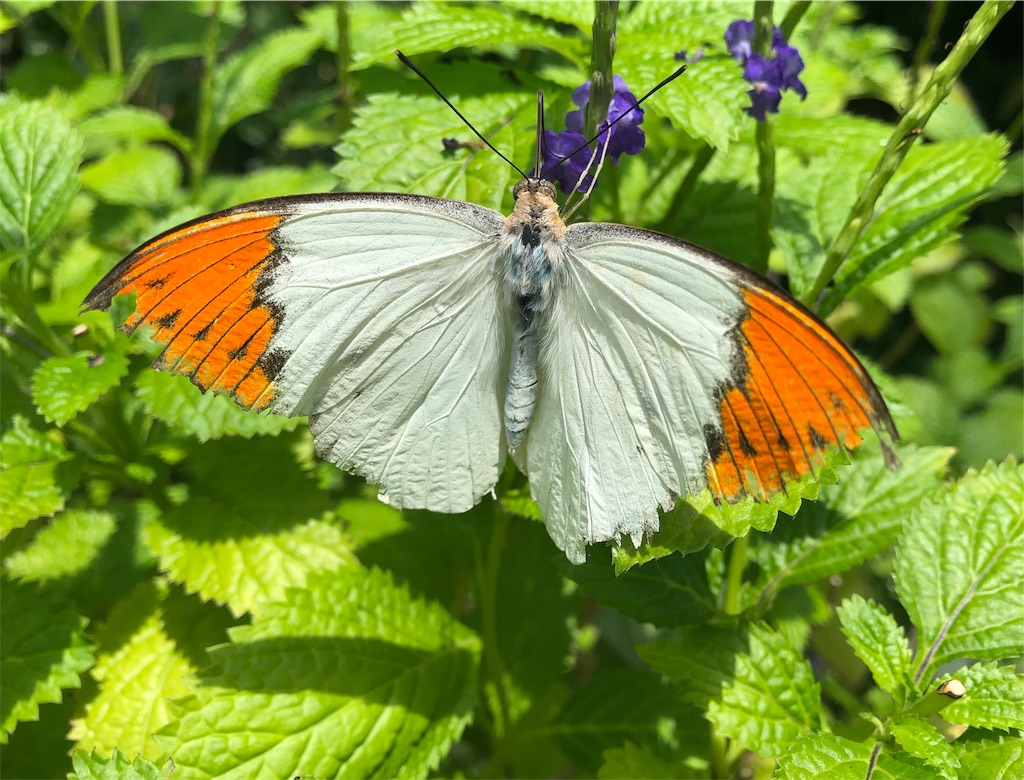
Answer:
[
  {"left": 518, "top": 223, "right": 894, "bottom": 563},
  {"left": 85, "top": 194, "right": 513, "bottom": 514}
]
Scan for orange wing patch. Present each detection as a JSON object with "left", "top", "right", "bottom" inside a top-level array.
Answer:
[
  {"left": 705, "top": 286, "right": 896, "bottom": 500},
  {"left": 83, "top": 212, "right": 286, "bottom": 410}
]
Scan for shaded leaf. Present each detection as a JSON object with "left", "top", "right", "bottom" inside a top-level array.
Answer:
[
  {"left": 80, "top": 146, "right": 182, "bottom": 208},
  {"left": 77, "top": 106, "right": 192, "bottom": 156},
  {"left": 143, "top": 436, "right": 355, "bottom": 616},
  {"left": 157, "top": 567, "right": 480, "bottom": 779},
  {"left": 4, "top": 508, "right": 116, "bottom": 582},
  {"left": 777, "top": 733, "right": 934, "bottom": 780},
  {"left": 952, "top": 732, "right": 1024, "bottom": 780},
  {"left": 889, "top": 715, "right": 959, "bottom": 779},
  {"left": 895, "top": 460, "right": 1024, "bottom": 682},
  {"left": 0, "top": 415, "right": 71, "bottom": 536},
  {"left": 0, "top": 579, "right": 94, "bottom": 743},
  {"left": 31, "top": 351, "right": 128, "bottom": 426},
  {"left": 598, "top": 741, "right": 693, "bottom": 780},
  {"left": 641, "top": 624, "right": 820, "bottom": 757}
]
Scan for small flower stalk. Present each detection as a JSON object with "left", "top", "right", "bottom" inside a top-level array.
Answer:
[{"left": 725, "top": 19, "right": 807, "bottom": 121}]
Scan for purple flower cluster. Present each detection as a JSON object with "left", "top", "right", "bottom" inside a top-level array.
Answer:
[
  {"left": 725, "top": 19, "right": 807, "bottom": 121},
  {"left": 540, "top": 74, "right": 645, "bottom": 193}
]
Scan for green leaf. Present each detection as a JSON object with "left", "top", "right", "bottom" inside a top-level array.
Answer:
[
  {"left": 334, "top": 72, "right": 536, "bottom": 210},
  {"left": 143, "top": 436, "right": 355, "bottom": 616},
  {"left": 0, "top": 578, "right": 94, "bottom": 743},
  {"left": 0, "top": 100, "right": 82, "bottom": 257},
  {"left": 68, "top": 581, "right": 232, "bottom": 761},
  {"left": 134, "top": 370, "right": 301, "bottom": 442},
  {"left": 548, "top": 669, "right": 700, "bottom": 771},
  {"left": 598, "top": 742, "right": 693, "bottom": 780},
  {"left": 777, "top": 733, "right": 935, "bottom": 780},
  {"left": 200, "top": 164, "right": 337, "bottom": 211},
  {"left": 836, "top": 595, "right": 913, "bottom": 704},
  {"left": 70, "top": 749, "right": 166, "bottom": 780},
  {"left": 895, "top": 460, "right": 1024, "bottom": 682},
  {"left": 569, "top": 547, "right": 715, "bottom": 627},
  {"left": 509, "top": 0, "right": 592, "bottom": 30},
  {"left": 911, "top": 272, "right": 992, "bottom": 354},
  {"left": 4, "top": 508, "right": 116, "bottom": 582},
  {"left": 209, "top": 25, "right": 326, "bottom": 148},
  {"left": 953, "top": 732, "right": 1024, "bottom": 780},
  {"left": 157, "top": 567, "right": 480, "bottom": 779},
  {"left": 77, "top": 106, "right": 193, "bottom": 156},
  {"left": 31, "top": 351, "right": 128, "bottom": 426},
  {"left": 349, "top": 2, "right": 582, "bottom": 69},
  {"left": 747, "top": 445, "right": 954, "bottom": 610},
  {"left": 942, "top": 663, "right": 1024, "bottom": 732},
  {"left": 0, "top": 415, "right": 71, "bottom": 536},
  {"left": 641, "top": 624, "right": 820, "bottom": 757},
  {"left": 80, "top": 146, "right": 182, "bottom": 208},
  {"left": 889, "top": 715, "right": 960, "bottom": 779},
  {"left": 823, "top": 135, "right": 1009, "bottom": 311}
]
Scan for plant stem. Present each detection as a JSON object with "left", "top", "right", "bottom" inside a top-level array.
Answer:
[
  {"left": 908, "top": 1, "right": 948, "bottom": 102},
  {"left": 722, "top": 535, "right": 749, "bottom": 615},
  {"left": 191, "top": 2, "right": 222, "bottom": 197},
  {"left": 583, "top": 0, "right": 618, "bottom": 141},
  {"left": 779, "top": 0, "right": 811, "bottom": 41},
  {"left": 103, "top": 0, "right": 122, "bottom": 78},
  {"left": 751, "top": 0, "right": 776, "bottom": 275},
  {"left": 335, "top": 0, "right": 355, "bottom": 135},
  {"left": 801, "top": 0, "right": 1015, "bottom": 313}
]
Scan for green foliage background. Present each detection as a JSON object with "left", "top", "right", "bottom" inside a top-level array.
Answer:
[{"left": 0, "top": 2, "right": 1021, "bottom": 779}]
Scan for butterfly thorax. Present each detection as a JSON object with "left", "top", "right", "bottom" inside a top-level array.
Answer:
[{"left": 500, "top": 178, "right": 567, "bottom": 452}]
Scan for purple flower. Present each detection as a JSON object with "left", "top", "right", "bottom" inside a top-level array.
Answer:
[
  {"left": 674, "top": 48, "right": 704, "bottom": 64},
  {"left": 539, "top": 74, "right": 647, "bottom": 192},
  {"left": 724, "top": 19, "right": 807, "bottom": 121},
  {"left": 539, "top": 130, "right": 595, "bottom": 194}
]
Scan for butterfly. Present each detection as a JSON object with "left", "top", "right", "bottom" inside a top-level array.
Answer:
[{"left": 82, "top": 70, "right": 897, "bottom": 564}]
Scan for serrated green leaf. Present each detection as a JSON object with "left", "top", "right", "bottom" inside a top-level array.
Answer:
[
  {"left": 953, "top": 731, "right": 1024, "bottom": 780},
  {"left": 0, "top": 415, "right": 71, "bottom": 536},
  {"left": 4, "top": 508, "right": 116, "bottom": 582},
  {"left": 77, "top": 106, "right": 193, "bottom": 156},
  {"left": 209, "top": 25, "right": 325, "bottom": 148},
  {"left": 69, "top": 581, "right": 231, "bottom": 761},
  {"left": 895, "top": 460, "right": 1024, "bottom": 682},
  {"left": 80, "top": 146, "right": 182, "bottom": 208},
  {"left": 943, "top": 663, "right": 1024, "bottom": 732},
  {"left": 777, "top": 733, "right": 935, "bottom": 780},
  {"left": 510, "top": 0, "right": 592, "bottom": 31},
  {"left": 70, "top": 748, "right": 166, "bottom": 780},
  {"left": 823, "top": 135, "right": 1009, "bottom": 311},
  {"left": 143, "top": 436, "right": 354, "bottom": 616},
  {"left": 641, "top": 624, "right": 820, "bottom": 757},
  {"left": 545, "top": 669, "right": 699, "bottom": 771},
  {"left": 616, "top": 447, "right": 849, "bottom": 573},
  {"left": 747, "top": 445, "right": 953, "bottom": 610},
  {"left": 157, "top": 567, "right": 480, "bottom": 779},
  {"left": 0, "top": 100, "right": 82, "bottom": 257},
  {"left": 350, "top": 2, "right": 582, "bottom": 70},
  {"left": 889, "top": 715, "right": 960, "bottom": 779},
  {"left": 836, "top": 595, "right": 913, "bottom": 704},
  {"left": 134, "top": 370, "right": 301, "bottom": 442},
  {"left": 31, "top": 351, "right": 128, "bottom": 426},
  {"left": 569, "top": 547, "right": 715, "bottom": 627},
  {"left": 334, "top": 74, "right": 536, "bottom": 210},
  {"left": 598, "top": 741, "right": 692, "bottom": 780},
  {"left": 0, "top": 578, "right": 94, "bottom": 743}
]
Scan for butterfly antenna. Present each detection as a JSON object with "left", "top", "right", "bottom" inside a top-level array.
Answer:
[
  {"left": 539, "top": 63, "right": 688, "bottom": 180},
  {"left": 397, "top": 50, "right": 529, "bottom": 179},
  {"left": 562, "top": 130, "right": 612, "bottom": 221}
]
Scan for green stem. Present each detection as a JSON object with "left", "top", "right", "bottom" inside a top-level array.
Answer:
[
  {"left": 476, "top": 506, "right": 512, "bottom": 747},
  {"left": 779, "top": 0, "right": 811, "bottom": 40},
  {"left": 103, "top": 0, "right": 122, "bottom": 78},
  {"left": 658, "top": 145, "right": 715, "bottom": 233},
  {"left": 583, "top": 0, "right": 618, "bottom": 141},
  {"left": 801, "top": 0, "right": 1014, "bottom": 314},
  {"left": 722, "top": 535, "right": 749, "bottom": 615},
  {"left": 334, "top": 0, "right": 355, "bottom": 135},
  {"left": 908, "top": 1, "right": 948, "bottom": 102},
  {"left": 751, "top": 1, "right": 776, "bottom": 275},
  {"left": 191, "top": 2, "right": 222, "bottom": 196}
]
